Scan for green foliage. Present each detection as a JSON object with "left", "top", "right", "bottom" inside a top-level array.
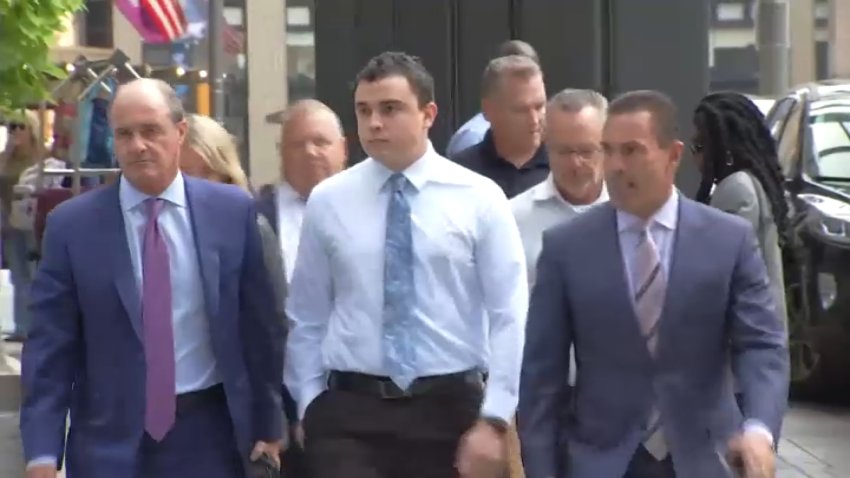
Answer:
[{"left": 0, "top": 0, "right": 86, "bottom": 113}]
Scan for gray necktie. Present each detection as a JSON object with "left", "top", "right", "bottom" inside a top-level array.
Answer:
[{"left": 632, "top": 225, "right": 668, "bottom": 459}]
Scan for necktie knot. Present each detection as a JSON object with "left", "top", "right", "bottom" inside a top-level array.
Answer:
[
  {"left": 146, "top": 197, "right": 165, "bottom": 221},
  {"left": 388, "top": 173, "right": 409, "bottom": 194}
]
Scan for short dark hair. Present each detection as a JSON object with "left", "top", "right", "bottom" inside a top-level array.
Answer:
[
  {"left": 608, "top": 90, "right": 678, "bottom": 146},
  {"left": 355, "top": 51, "right": 435, "bottom": 107},
  {"left": 496, "top": 40, "right": 540, "bottom": 64}
]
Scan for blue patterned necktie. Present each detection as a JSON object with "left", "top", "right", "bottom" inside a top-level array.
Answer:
[{"left": 383, "top": 173, "right": 417, "bottom": 390}]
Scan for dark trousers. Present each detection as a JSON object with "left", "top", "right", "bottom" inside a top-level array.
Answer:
[
  {"left": 623, "top": 446, "right": 676, "bottom": 478},
  {"left": 136, "top": 386, "right": 245, "bottom": 478},
  {"left": 302, "top": 375, "right": 485, "bottom": 478}
]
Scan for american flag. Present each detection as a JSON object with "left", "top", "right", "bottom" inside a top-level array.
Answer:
[
  {"left": 140, "top": 0, "right": 187, "bottom": 41},
  {"left": 223, "top": 23, "right": 244, "bottom": 55},
  {"left": 116, "top": 0, "right": 187, "bottom": 43},
  {"left": 118, "top": 0, "right": 244, "bottom": 54}
]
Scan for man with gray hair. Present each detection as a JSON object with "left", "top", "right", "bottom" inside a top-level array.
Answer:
[
  {"left": 446, "top": 39, "right": 540, "bottom": 157},
  {"left": 453, "top": 53, "right": 549, "bottom": 198},
  {"left": 21, "top": 78, "right": 285, "bottom": 478},
  {"left": 511, "top": 88, "right": 609, "bottom": 286},
  {"left": 255, "top": 98, "right": 347, "bottom": 478}
]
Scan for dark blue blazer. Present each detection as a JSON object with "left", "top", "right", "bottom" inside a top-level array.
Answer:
[{"left": 19, "top": 176, "right": 285, "bottom": 477}]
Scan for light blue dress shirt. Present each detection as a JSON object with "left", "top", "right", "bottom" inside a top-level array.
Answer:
[
  {"left": 446, "top": 112, "right": 491, "bottom": 157},
  {"left": 119, "top": 173, "right": 221, "bottom": 393},
  {"left": 284, "top": 144, "right": 529, "bottom": 422}
]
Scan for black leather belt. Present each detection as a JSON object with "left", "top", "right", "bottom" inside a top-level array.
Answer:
[
  {"left": 176, "top": 384, "right": 225, "bottom": 414},
  {"left": 327, "top": 370, "right": 484, "bottom": 400}
]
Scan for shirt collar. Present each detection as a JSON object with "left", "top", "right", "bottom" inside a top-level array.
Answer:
[
  {"left": 533, "top": 174, "right": 609, "bottom": 207},
  {"left": 371, "top": 141, "right": 445, "bottom": 192},
  {"left": 480, "top": 129, "right": 549, "bottom": 170},
  {"left": 278, "top": 180, "right": 306, "bottom": 203},
  {"left": 616, "top": 188, "right": 679, "bottom": 233},
  {"left": 119, "top": 172, "right": 187, "bottom": 213}
]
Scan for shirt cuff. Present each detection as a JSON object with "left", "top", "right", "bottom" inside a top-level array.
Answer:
[
  {"left": 743, "top": 419, "right": 774, "bottom": 446},
  {"left": 479, "top": 386, "right": 517, "bottom": 423},
  {"left": 26, "top": 456, "right": 57, "bottom": 469}
]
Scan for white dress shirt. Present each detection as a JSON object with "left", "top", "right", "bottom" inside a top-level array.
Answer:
[
  {"left": 284, "top": 143, "right": 529, "bottom": 422},
  {"left": 276, "top": 181, "right": 306, "bottom": 282},
  {"left": 512, "top": 174, "right": 608, "bottom": 387},
  {"left": 120, "top": 173, "right": 221, "bottom": 393},
  {"left": 511, "top": 174, "right": 608, "bottom": 289}
]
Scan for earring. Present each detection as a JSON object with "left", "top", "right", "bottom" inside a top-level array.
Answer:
[{"left": 725, "top": 150, "right": 734, "bottom": 166}]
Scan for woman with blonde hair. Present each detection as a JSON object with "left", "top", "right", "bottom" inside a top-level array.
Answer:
[
  {"left": 182, "top": 113, "right": 251, "bottom": 191},
  {"left": 181, "top": 114, "right": 286, "bottom": 302},
  {"left": 1, "top": 110, "right": 43, "bottom": 341}
]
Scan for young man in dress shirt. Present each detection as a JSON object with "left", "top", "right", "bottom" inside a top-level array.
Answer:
[{"left": 284, "top": 51, "right": 529, "bottom": 478}]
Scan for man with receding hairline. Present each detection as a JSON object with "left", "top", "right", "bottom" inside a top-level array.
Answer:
[
  {"left": 256, "top": 98, "right": 347, "bottom": 478},
  {"left": 519, "top": 90, "right": 788, "bottom": 478},
  {"left": 20, "top": 78, "right": 285, "bottom": 478}
]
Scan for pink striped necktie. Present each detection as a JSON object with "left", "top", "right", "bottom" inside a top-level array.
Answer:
[{"left": 632, "top": 225, "right": 668, "bottom": 459}]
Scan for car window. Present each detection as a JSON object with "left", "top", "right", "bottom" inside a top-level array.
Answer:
[
  {"left": 776, "top": 100, "right": 803, "bottom": 178},
  {"left": 808, "top": 102, "right": 850, "bottom": 179},
  {"left": 767, "top": 97, "right": 796, "bottom": 140}
]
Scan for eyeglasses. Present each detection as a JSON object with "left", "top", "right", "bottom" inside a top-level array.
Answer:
[
  {"left": 6, "top": 123, "right": 26, "bottom": 131},
  {"left": 689, "top": 142, "right": 703, "bottom": 155}
]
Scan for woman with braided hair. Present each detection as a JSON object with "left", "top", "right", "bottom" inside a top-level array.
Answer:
[{"left": 690, "top": 90, "right": 789, "bottom": 330}]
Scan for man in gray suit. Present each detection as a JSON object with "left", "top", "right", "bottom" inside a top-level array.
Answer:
[{"left": 518, "top": 90, "right": 789, "bottom": 478}]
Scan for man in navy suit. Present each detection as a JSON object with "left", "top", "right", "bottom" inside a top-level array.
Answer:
[
  {"left": 518, "top": 90, "right": 789, "bottom": 478},
  {"left": 20, "top": 79, "right": 285, "bottom": 478}
]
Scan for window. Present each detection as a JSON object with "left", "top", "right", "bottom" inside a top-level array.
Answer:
[
  {"left": 717, "top": 3, "right": 745, "bottom": 21},
  {"left": 814, "top": 1, "right": 830, "bottom": 20},
  {"left": 808, "top": 101, "right": 850, "bottom": 178},
  {"left": 776, "top": 99, "right": 803, "bottom": 178},
  {"left": 286, "top": 1, "right": 316, "bottom": 103},
  {"left": 83, "top": 0, "right": 113, "bottom": 48}
]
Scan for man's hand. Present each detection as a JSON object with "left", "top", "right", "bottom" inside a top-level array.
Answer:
[
  {"left": 727, "top": 431, "right": 775, "bottom": 478},
  {"left": 251, "top": 440, "right": 283, "bottom": 469},
  {"left": 455, "top": 419, "right": 507, "bottom": 478},
  {"left": 26, "top": 464, "right": 57, "bottom": 478}
]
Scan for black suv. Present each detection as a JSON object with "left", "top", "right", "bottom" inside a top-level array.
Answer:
[{"left": 766, "top": 81, "right": 850, "bottom": 398}]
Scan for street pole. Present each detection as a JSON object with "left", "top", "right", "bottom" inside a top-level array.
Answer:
[
  {"left": 208, "top": 0, "right": 227, "bottom": 123},
  {"left": 757, "top": 0, "right": 791, "bottom": 97}
]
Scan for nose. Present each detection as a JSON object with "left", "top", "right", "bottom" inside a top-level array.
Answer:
[
  {"left": 366, "top": 111, "right": 383, "bottom": 131},
  {"left": 128, "top": 132, "right": 147, "bottom": 154},
  {"left": 304, "top": 142, "right": 320, "bottom": 158}
]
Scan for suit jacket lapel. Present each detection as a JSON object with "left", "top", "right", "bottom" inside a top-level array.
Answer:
[
  {"left": 257, "top": 184, "right": 278, "bottom": 236},
  {"left": 658, "top": 199, "right": 707, "bottom": 345},
  {"left": 185, "top": 178, "right": 221, "bottom": 319},
  {"left": 599, "top": 205, "right": 654, "bottom": 363},
  {"left": 104, "top": 182, "right": 143, "bottom": 341}
]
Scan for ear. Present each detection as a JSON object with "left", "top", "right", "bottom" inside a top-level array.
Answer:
[
  {"left": 481, "top": 97, "right": 494, "bottom": 123},
  {"left": 175, "top": 118, "right": 188, "bottom": 145},
  {"left": 422, "top": 101, "right": 438, "bottom": 130},
  {"left": 669, "top": 139, "right": 684, "bottom": 169}
]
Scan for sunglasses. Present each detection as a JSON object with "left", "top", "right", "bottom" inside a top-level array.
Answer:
[
  {"left": 6, "top": 122, "right": 26, "bottom": 131},
  {"left": 689, "top": 142, "right": 703, "bottom": 155}
]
